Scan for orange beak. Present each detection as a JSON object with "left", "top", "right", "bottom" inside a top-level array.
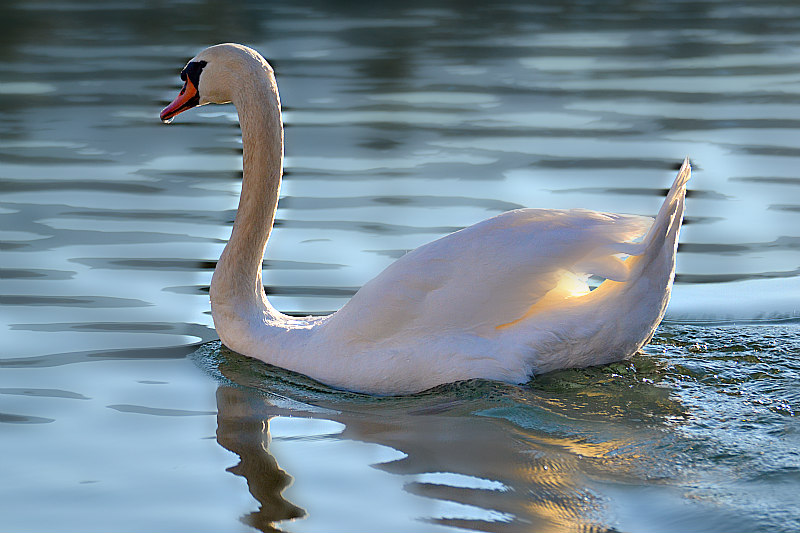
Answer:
[{"left": 160, "top": 78, "right": 200, "bottom": 123}]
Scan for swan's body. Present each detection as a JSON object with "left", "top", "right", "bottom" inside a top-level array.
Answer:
[{"left": 161, "top": 44, "right": 690, "bottom": 395}]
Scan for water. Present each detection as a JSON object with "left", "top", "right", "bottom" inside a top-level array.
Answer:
[{"left": 1, "top": 0, "right": 799, "bottom": 531}]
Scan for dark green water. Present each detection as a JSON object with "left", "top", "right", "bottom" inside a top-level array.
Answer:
[{"left": 1, "top": 1, "right": 798, "bottom": 531}]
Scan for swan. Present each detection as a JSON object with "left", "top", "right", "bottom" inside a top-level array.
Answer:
[{"left": 160, "top": 43, "right": 690, "bottom": 395}]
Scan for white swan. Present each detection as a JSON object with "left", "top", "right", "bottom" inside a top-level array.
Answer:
[{"left": 160, "top": 44, "right": 690, "bottom": 395}]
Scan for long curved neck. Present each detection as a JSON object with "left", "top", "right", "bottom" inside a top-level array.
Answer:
[{"left": 210, "top": 67, "right": 283, "bottom": 321}]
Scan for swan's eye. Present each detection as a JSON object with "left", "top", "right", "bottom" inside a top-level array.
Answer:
[{"left": 180, "top": 60, "right": 208, "bottom": 89}]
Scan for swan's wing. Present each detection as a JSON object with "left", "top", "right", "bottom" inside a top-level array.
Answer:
[{"left": 328, "top": 208, "right": 652, "bottom": 341}]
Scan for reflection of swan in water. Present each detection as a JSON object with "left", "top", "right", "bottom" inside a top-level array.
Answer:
[
  {"left": 209, "top": 347, "right": 687, "bottom": 532},
  {"left": 215, "top": 386, "right": 304, "bottom": 531},
  {"left": 214, "top": 379, "right": 582, "bottom": 532},
  {"left": 162, "top": 43, "right": 690, "bottom": 395}
]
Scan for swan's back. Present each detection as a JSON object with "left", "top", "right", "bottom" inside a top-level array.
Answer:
[
  {"left": 329, "top": 207, "right": 654, "bottom": 342},
  {"left": 303, "top": 160, "right": 691, "bottom": 393}
]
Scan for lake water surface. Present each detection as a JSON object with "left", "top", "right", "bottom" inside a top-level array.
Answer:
[{"left": 1, "top": 1, "right": 799, "bottom": 532}]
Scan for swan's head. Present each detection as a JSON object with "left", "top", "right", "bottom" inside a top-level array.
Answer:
[{"left": 160, "top": 43, "right": 274, "bottom": 123}]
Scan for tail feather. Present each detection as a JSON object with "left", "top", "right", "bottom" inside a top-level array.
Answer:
[
  {"left": 620, "top": 157, "right": 689, "bottom": 288},
  {"left": 574, "top": 158, "right": 691, "bottom": 283},
  {"left": 644, "top": 157, "right": 690, "bottom": 249}
]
